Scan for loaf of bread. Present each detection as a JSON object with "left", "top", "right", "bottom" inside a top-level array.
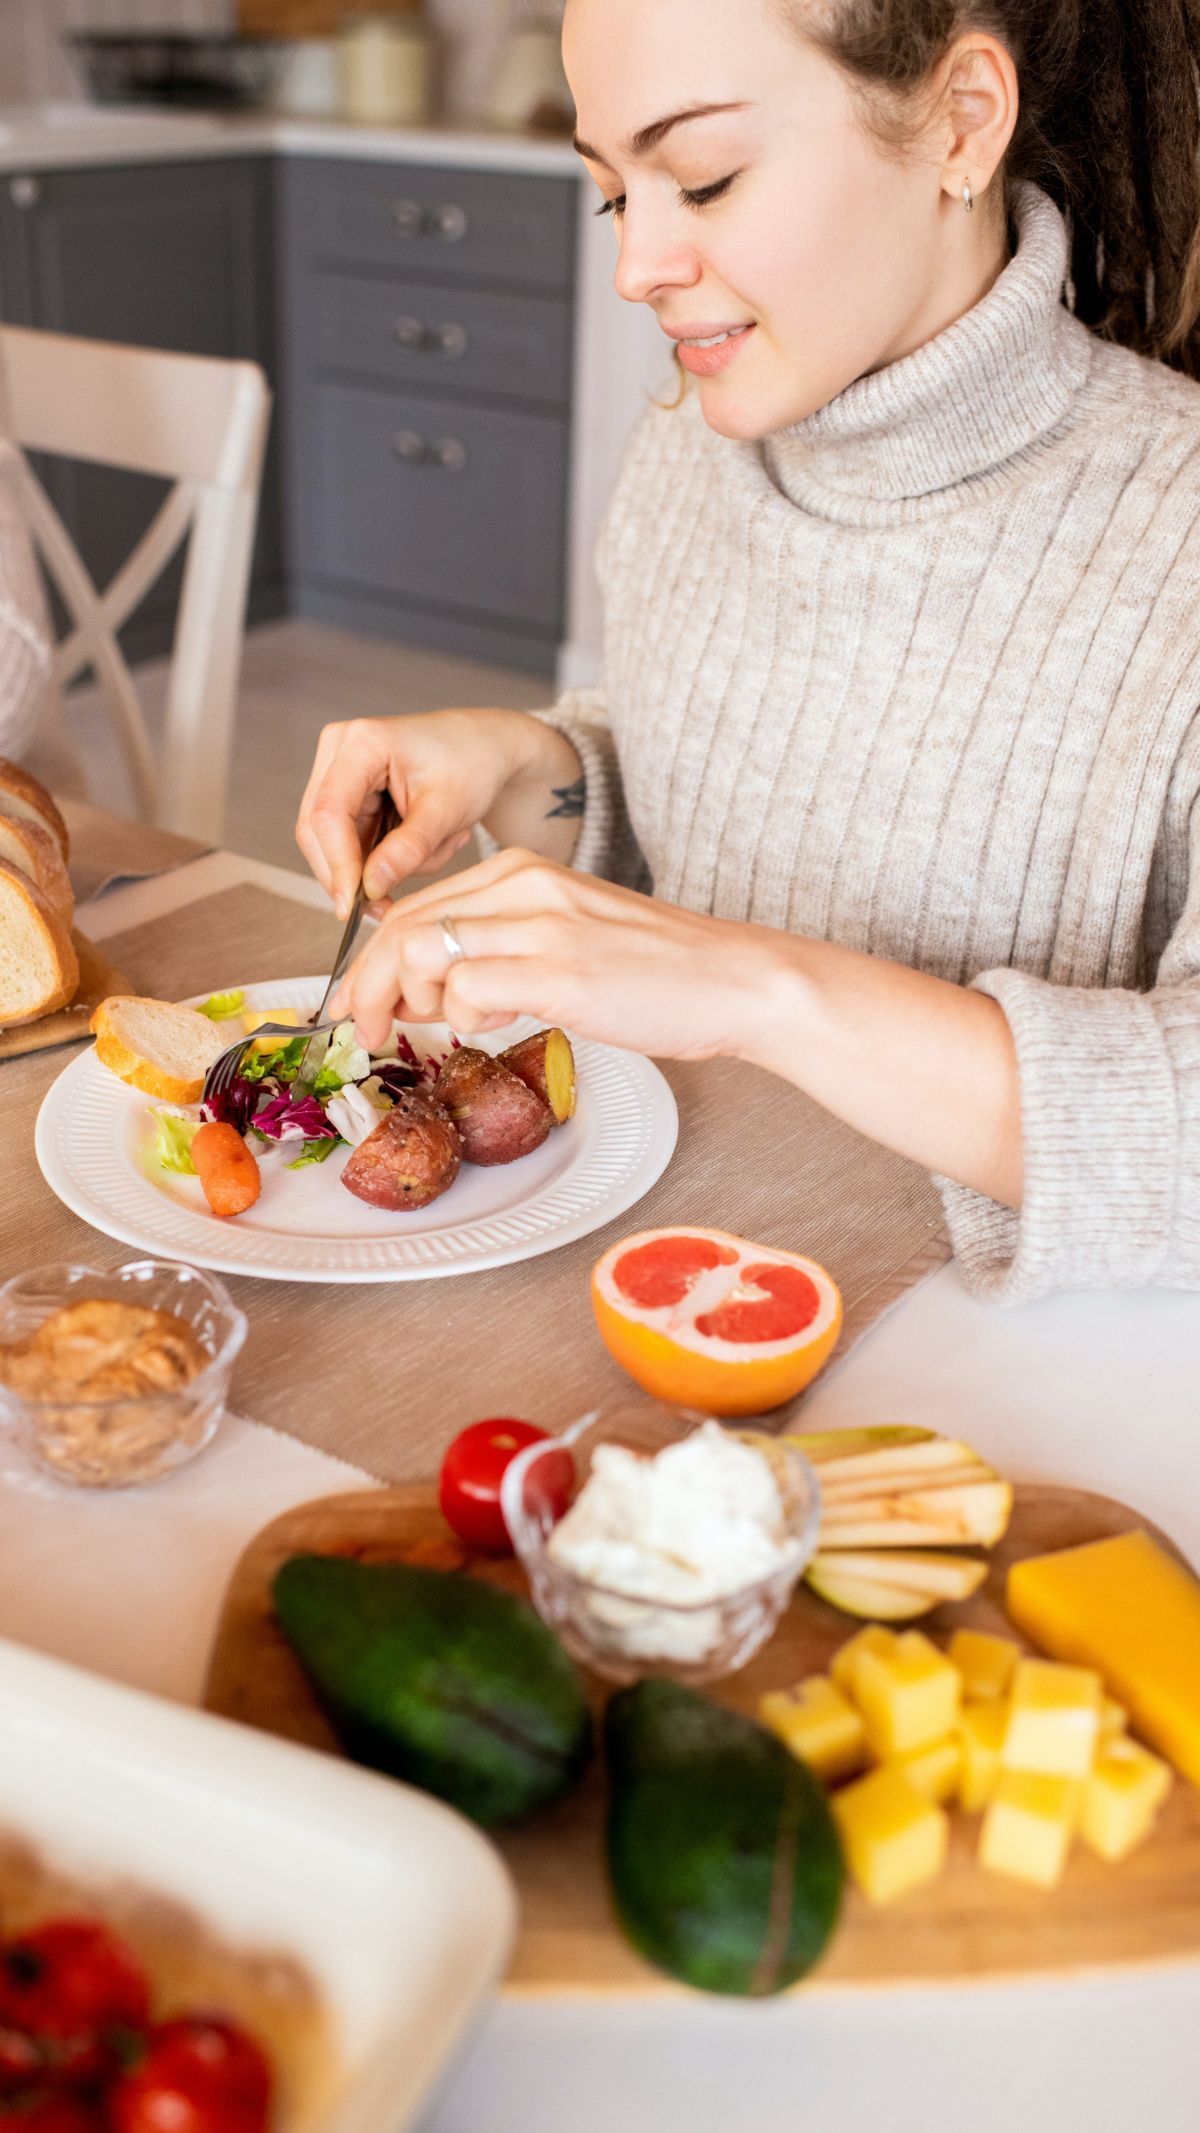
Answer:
[
  {"left": 0, "top": 809, "right": 72, "bottom": 920},
  {"left": 0, "top": 858, "right": 79, "bottom": 1026},
  {"left": 0, "top": 757, "right": 69, "bottom": 860}
]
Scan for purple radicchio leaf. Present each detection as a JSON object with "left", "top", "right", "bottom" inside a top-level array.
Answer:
[
  {"left": 201, "top": 1075, "right": 267, "bottom": 1135},
  {"left": 252, "top": 1091, "right": 340, "bottom": 1143}
]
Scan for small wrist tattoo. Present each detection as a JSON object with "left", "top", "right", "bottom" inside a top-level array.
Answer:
[{"left": 545, "top": 775, "right": 586, "bottom": 820}]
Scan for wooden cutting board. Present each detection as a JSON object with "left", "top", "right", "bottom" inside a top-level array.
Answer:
[
  {"left": 0, "top": 932, "right": 131, "bottom": 1062},
  {"left": 205, "top": 1483, "right": 1200, "bottom": 1993}
]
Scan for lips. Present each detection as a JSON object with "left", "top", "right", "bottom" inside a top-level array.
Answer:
[{"left": 671, "top": 322, "right": 757, "bottom": 378}]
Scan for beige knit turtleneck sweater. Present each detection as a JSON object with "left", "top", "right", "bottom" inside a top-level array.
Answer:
[{"left": 541, "top": 183, "right": 1200, "bottom": 1307}]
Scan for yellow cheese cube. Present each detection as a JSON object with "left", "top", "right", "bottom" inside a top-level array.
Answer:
[
  {"left": 853, "top": 1630, "right": 962, "bottom": 1757},
  {"left": 1007, "top": 1529, "right": 1200, "bottom": 1786},
  {"left": 759, "top": 1676, "right": 868, "bottom": 1782},
  {"left": 886, "top": 1734, "right": 961, "bottom": 1804},
  {"left": 947, "top": 1628, "right": 1019, "bottom": 1702},
  {"left": 243, "top": 1008, "right": 301, "bottom": 1052},
  {"left": 1080, "top": 1739, "right": 1173, "bottom": 1862},
  {"left": 832, "top": 1768, "right": 949, "bottom": 1905},
  {"left": 830, "top": 1624, "right": 897, "bottom": 1699},
  {"left": 1101, "top": 1697, "right": 1128, "bottom": 1742},
  {"left": 958, "top": 1701, "right": 1008, "bottom": 1812},
  {"left": 978, "top": 1771, "right": 1081, "bottom": 1888},
  {"left": 1002, "top": 1658, "right": 1102, "bottom": 1777}
]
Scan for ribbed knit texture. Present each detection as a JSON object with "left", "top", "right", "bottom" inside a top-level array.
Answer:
[
  {"left": 540, "top": 184, "right": 1200, "bottom": 1305},
  {"left": 0, "top": 350, "right": 53, "bottom": 766}
]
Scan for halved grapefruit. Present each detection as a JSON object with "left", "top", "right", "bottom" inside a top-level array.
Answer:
[{"left": 590, "top": 1226, "right": 842, "bottom": 1416}]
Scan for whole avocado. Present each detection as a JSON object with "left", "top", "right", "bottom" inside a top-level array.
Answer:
[
  {"left": 605, "top": 1679, "right": 844, "bottom": 1995},
  {"left": 273, "top": 1554, "right": 592, "bottom": 1828}
]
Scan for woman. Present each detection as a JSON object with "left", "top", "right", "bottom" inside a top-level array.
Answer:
[
  {"left": 297, "top": 0, "right": 1200, "bottom": 1306},
  {"left": 0, "top": 349, "right": 54, "bottom": 767}
]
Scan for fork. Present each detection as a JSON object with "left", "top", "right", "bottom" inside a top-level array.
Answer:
[{"left": 200, "top": 793, "right": 401, "bottom": 1109}]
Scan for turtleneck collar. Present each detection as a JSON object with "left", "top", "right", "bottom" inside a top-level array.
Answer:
[{"left": 763, "top": 184, "right": 1093, "bottom": 525}]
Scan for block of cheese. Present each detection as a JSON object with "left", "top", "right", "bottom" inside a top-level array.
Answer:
[
  {"left": 947, "top": 1628, "right": 1019, "bottom": 1702},
  {"left": 979, "top": 1771, "right": 1081, "bottom": 1888},
  {"left": 830, "top": 1623, "right": 896, "bottom": 1698},
  {"left": 852, "top": 1630, "right": 961, "bottom": 1757},
  {"left": 959, "top": 1701, "right": 1007, "bottom": 1812},
  {"left": 759, "top": 1676, "right": 868, "bottom": 1782},
  {"left": 1002, "top": 1658, "right": 1102, "bottom": 1778},
  {"left": 1080, "top": 1738, "right": 1173, "bottom": 1863},
  {"left": 1007, "top": 1529, "right": 1200, "bottom": 1786},
  {"left": 885, "top": 1733, "right": 962, "bottom": 1804},
  {"left": 832, "top": 1768, "right": 949, "bottom": 1904}
]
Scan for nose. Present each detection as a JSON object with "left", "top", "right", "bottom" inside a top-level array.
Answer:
[{"left": 613, "top": 204, "right": 701, "bottom": 309}]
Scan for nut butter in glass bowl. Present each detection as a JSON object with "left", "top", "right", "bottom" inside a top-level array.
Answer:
[
  {"left": 500, "top": 1399, "right": 821, "bottom": 1686},
  {"left": 0, "top": 1260, "right": 246, "bottom": 1488}
]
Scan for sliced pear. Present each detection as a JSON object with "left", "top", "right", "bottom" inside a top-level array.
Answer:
[
  {"left": 796, "top": 1435, "right": 991, "bottom": 1484},
  {"left": 817, "top": 1550, "right": 989, "bottom": 1600},
  {"left": 804, "top": 1560, "right": 944, "bottom": 1622},
  {"left": 817, "top": 1481, "right": 1014, "bottom": 1551},
  {"left": 805, "top": 1548, "right": 988, "bottom": 1620},
  {"left": 817, "top": 1458, "right": 997, "bottom": 1502},
  {"left": 786, "top": 1425, "right": 934, "bottom": 1465}
]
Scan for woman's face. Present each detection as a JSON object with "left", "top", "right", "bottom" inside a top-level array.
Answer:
[{"left": 564, "top": 0, "right": 975, "bottom": 439}]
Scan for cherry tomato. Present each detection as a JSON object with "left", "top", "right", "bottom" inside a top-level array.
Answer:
[
  {"left": 438, "top": 1418, "right": 574, "bottom": 1555},
  {"left": 108, "top": 2017, "right": 271, "bottom": 2133},
  {"left": 0, "top": 1920, "right": 149, "bottom": 2088}
]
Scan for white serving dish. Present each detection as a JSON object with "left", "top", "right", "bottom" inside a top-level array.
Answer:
[{"left": 0, "top": 1634, "right": 516, "bottom": 2133}]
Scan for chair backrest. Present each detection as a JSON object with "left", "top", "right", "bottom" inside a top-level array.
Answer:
[{"left": 0, "top": 325, "right": 272, "bottom": 841}]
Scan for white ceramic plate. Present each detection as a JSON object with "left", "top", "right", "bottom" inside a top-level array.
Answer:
[
  {"left": 0, "top": 1633, "right": 515, "bottom": 2133},
  {"left": 35, "top": 977, "right": 678, "bottom": 1283}
]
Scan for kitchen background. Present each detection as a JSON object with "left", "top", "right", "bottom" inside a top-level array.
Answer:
[{"left": 0, "top": 1, "right": 519, "bottom": 119}]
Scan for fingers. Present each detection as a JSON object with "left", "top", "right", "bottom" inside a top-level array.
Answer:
[
  {"left": 361, "top": 807, "right": 472, "bottom": 902},
  {"left": 297, "top": 721, "right": 394, "bottom": 919},
  {"left": 331, "top": 913, "right": 556, "bottom": 1048}
]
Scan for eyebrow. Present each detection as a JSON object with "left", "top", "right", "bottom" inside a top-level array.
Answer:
[{"left": 573, "top": 101, "right": 750, "bottom": 166}]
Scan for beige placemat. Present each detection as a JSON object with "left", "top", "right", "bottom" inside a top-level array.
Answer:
[
  {"left": 0, "top": 880, "right": 950, "bottom": 1484},
  {"left": 62, "top": 799, "right": 210, "bottom": 906}
]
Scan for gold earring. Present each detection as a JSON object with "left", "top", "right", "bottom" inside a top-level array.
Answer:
[{"left": 962, "top": 177, "right": 974, "bottom": 213}]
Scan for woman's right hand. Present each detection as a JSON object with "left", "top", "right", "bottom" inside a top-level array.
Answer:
[{"left": 295, "top": 708, "right": 575, "bottom": 919}]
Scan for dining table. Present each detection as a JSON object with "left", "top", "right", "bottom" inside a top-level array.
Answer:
[{"left": 1, "top": 801, "right": 1197, "bottom": 2133}]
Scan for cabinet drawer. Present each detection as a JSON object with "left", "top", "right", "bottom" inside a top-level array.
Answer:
[
  {"left": 312, "top": 271, "right": 572, "bottom": 406},
  {"left": 302, "top": 382, "right": 567, "bottom": 629},
  {"left": 290, "top": 158, "right": 576, "bottom": 293}
]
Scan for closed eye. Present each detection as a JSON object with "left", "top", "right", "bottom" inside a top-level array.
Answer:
[{"left": 594, "top": 172, "right": 740, "bottom": 219}]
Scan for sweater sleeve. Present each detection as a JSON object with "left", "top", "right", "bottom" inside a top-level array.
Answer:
[
  {"left": 0, "top": 380, "right": 53, "bottom": 765},
  {"left": 936, "top": 772, "right": 1200, "bottom": 1303}
]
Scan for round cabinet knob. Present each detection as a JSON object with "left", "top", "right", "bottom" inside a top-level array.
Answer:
[
  {"left": 392, "top": 429, "right": 428, "bottom": 463},
  {"left": 434, "top": 438, "right": 467, "bottom": 472},
  {"left": 432, "top": 202, "right": 468, "bottom": 243},
  {"left": 437, "top": 322, "right": 468, "bottom": 360},
  {"left": 392, "top": 197, "right": 425, "bottom": 234},
  {"left": 10, "top": 176, "right": 42, "bottom": 210}
]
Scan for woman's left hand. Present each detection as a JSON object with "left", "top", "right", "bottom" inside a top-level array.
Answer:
[{"left": 329, "top": 848, "right": 774, "bottom": 1062}]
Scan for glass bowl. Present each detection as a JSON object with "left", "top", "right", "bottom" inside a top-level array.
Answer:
[
  {"left": 0, "top": 1260, "right": 247, "bottom": 1489},
  {"left": 499, "top": 1399, "right": 821, "bottom": 1685}
]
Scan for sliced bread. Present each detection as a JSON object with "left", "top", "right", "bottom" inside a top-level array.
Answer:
[
  {"left": 0, "top": 809, "right": 73, "bottom": 922},
  {"left": 0, "top": 758, "right": 69, "bottom": 860},
  {"left": 0, "top": 858, "right": 79, "bottom": 1026},
  {"left": 90, "top": 996, "right": 226, "bottom": 1104}
]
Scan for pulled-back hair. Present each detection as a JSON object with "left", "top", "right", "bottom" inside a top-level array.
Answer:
[{"left": 795, "top": 0, "right": 1200, "bottom": 376}]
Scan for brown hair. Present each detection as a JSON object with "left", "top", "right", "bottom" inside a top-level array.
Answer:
[{"left": 794, "top": 0, "right": 1200, "bottom": 376}]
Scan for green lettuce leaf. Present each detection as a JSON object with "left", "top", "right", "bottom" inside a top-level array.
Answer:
[
  {"left": 286, "top": 1136, "right": 343, "bottom": 1170},
  {"left": 197, "top": 988, "right": 246, "bottom": 1021},
  {"left": 151, "top": 1110, "right": 201, "bottom": 1175},
  {"left": 313, "top": 1021, "right": 371, "bottom": 1097}
]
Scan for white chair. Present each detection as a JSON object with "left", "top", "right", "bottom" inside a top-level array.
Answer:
[{"left": 0, "top": 325, "right": 271, "bottom": 842}]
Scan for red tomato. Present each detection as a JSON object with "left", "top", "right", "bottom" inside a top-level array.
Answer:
[
  {"left": 438, "top": 1418, "right": 574, "bottom": 1555},
  {"left": 108, "top": 2017, "right": 271, "bottom": 2133},
  {"left": 0, "top": 1919, "right": 149, "bottom": 2086}
]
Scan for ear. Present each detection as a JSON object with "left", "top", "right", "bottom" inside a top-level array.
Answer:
[{"left": 935, "top": 33, "right": 1019, "bottom": 206}]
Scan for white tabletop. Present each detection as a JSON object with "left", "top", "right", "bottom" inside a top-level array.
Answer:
[{"left": 10, "top": 849, "right": 1198, "bottom": 2133}]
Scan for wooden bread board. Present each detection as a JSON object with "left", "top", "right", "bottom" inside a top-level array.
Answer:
[
  {"left": 0, "top": 932, "right": 131, "bottom": 1061},
  {"left": 204, "top": 1483, "right": 1200, "bottom": 1993}
]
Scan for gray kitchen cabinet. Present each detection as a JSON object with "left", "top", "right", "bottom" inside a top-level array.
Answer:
[
  {"left": 0, "top": 157, "right": 283, "bottom": 660},
  {"left": 279, "top": 157, "right": 577, "bottom": 674}
]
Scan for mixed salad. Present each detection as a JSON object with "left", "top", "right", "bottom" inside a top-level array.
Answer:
[{"left": 150, "top": 989, "right": 458, "bottom": 1182}]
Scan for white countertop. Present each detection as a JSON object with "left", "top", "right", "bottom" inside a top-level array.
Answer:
[
  {"left": 8, "top": 845, "right": 1199, "bottom": 2133},
  {"left": 0, "top": 103, "right": 581, "bottom": 177}
]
